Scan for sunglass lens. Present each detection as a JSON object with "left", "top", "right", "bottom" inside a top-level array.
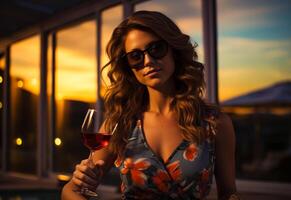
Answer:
[
  {"left": 126, "top": 50, "right": 143, "bottom": 66},
  {"left": 148, "top": 41, "right": 168, "bottom": 59}
]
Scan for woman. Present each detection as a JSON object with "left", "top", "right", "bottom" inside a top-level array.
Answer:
[{"left": 62, "top": 10, "right": 238, "bottom": 200}]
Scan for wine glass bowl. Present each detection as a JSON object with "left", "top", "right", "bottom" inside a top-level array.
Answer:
[{"left": 82, "top": 132, "right": 112, "bottom": 151}]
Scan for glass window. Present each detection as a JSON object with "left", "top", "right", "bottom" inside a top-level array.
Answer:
[
  {"left": 54, "top": 20, "right": 97, "bottom": 173},
  {"left": 10, "top": 36, "right": 40, "bottom": 174},
  {"left": 135, "top": 0, "right": 204, "bottom": 63},
  {"left": 218, "top": 0, "right": 291, "bottom": 182},
  {"left": 0, "top": 54, "right": 4, "bottom": 170},
  {"left": 100, "top": 5, "right": 123, "bottom": 97}
]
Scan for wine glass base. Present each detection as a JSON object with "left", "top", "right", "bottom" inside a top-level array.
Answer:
[{"left": 80, "top": 187, "right": 99, "bottom": 199}]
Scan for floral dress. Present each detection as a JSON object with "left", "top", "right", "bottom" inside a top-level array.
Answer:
[{"left": 114, "top": 115, "right": 217, "bottom": 200}]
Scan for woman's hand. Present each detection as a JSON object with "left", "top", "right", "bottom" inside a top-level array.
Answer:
[
  {"left": 71, "top": 159, "right": 105, "bottom": 192},
  {"left": 62, "top": 147, "right": 115, "bottom": 200}
]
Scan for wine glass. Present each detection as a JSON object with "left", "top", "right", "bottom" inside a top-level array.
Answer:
[{"left": 79, "top": 109, "right": 118, "bottom": 198}]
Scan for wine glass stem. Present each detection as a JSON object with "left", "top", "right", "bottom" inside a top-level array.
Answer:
[{"left": 88, "top": 150, "right": 95, "bottom": 167}]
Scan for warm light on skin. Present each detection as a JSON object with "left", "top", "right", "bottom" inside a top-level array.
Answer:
[
  {"left": 55, "top": 138, "right": 62, "bottom": 146},
  {"left": 0, "top": 76, "right": 3, "bottom": 83},
  {"left": 0, "top": 102, "right": 2, "bottom": 109},
  {"left": 17, "top": 80, "right": 24, "bottom": 88},
  {"left": 16, "top": 138, "right": 23, "bottom": 146}
]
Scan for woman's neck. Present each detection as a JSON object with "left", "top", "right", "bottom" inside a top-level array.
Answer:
[{"left": 146, "top": 86, "right": 175, "bottom": 116}]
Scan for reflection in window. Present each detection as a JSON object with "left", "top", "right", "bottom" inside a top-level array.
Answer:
[
  {"left": 135, "top": 0, "right": 204, "bottom": 63},
  {"left": 100, "top": 5, "right": 123, "bottom": 97},
  {"left": 54, "top": 20, "right": 97, "bottom": 172},
  {"left": 218, "top": 0, "right": 291, "bottom": 182},
  {"left": 10, "top": 36, "right": 40, "bottom": 174},
  {"left": 0, "top": 54, "right": 4, "bottom": 170}
]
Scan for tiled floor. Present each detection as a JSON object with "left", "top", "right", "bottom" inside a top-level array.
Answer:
[
  {"left": 1, "top": 175, "right": 291, "bottom": 200},
  {"left": 97, "top": 187, "right": 291, "bottom": 200}
]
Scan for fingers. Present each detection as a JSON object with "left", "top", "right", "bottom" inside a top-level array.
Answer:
[
  {"left": 72, "top": 159, "right": 98, "bottom": 190},
  {"left": 94, "top": 159, "right": 105, "bottom": 166},
  {"left": 78, "top": 159, "right": 97, "bottom": 178},
  {"left": 93, "top": 160, "right": 105, "bottom": 177},
  {"left": 71, "top": 159, "right": 105, "bottom": 191},
  {"left": 73, "top": 168, "right": 97, "bottom": 186},
  {"left": 72, "top": 175, "right": 96, "bottom": 192}
]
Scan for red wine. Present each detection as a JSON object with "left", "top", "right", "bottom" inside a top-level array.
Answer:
[{"left": 82, "top": 132, "right": 112, "bottom": 150}]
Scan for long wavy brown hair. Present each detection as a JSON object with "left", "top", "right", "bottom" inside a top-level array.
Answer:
[{"left": 102, "top": 11, "right": 219, "bottom": 158}]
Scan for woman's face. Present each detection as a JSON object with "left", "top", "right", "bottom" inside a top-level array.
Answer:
[{"left": 124, "top": 29, "right": 175, "bottom": 91}]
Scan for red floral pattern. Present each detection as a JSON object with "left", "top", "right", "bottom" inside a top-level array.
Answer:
[
  {"left": 152, "top": 169, "right": 171, "bottom": 192},
  {"left": 121, "top": 158, "right": 150, "bottom": 186},
  {"left": 198, "top": 168, "right": 210, "bottom": 198},
  {"left": 152, "top": 160, "right": 182, "bottom": 192},
  {"left": 120, "top": 181, "right": 126, "bottom": 193},
  {"left": 183, "top": 143, "right": 199, "bottom": 161},
  {"left": 114, "top": 156, "right": 122, "bottom": 168},
  {"left": 167, "top": 160, "right": 182, "bottom": 181},
  {"left": 117, "top": 114, "right": 217, "bottom": 199}
]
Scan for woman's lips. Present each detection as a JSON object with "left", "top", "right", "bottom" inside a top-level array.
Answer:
[{"left": 144, "top": 68, "right": 162, "bottom": 77}]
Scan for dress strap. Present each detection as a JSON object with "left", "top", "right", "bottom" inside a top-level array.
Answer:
[{"left": 126, "top": 119, "right": 142, "bottom": 141}]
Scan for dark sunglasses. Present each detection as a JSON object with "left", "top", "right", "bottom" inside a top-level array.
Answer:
[{"left": 123, "top": 40, "right": 168, "bottom": 69}]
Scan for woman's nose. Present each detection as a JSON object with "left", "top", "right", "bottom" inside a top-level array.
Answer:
[{"left": 143, "top": 52, "right": 156, "bottom": 67}]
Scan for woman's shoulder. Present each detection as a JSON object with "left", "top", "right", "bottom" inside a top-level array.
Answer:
[
  {"left": 201, "top": 104, "right": 234, "bottom": 141},
  {"left": 217, "top": 112, "right": 232, "bottom": 126},
  {"left": 215, "top": 112, "right": 236, "bottom": 145}
]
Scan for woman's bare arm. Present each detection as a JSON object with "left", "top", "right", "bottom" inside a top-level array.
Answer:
[
  {"left": 61, "top": 180, "right": 86, "bottom": 200},
  {"left": 214, "top": 113, "right": 238, "bottom": 199}
]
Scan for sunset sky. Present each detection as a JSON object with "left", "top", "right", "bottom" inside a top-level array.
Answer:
[
  {"left": 9, "top": 0, "right": 291, "bottom": 103},
  {"left": 217, "top": 0, "right": 291, "bottom": 101}
]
